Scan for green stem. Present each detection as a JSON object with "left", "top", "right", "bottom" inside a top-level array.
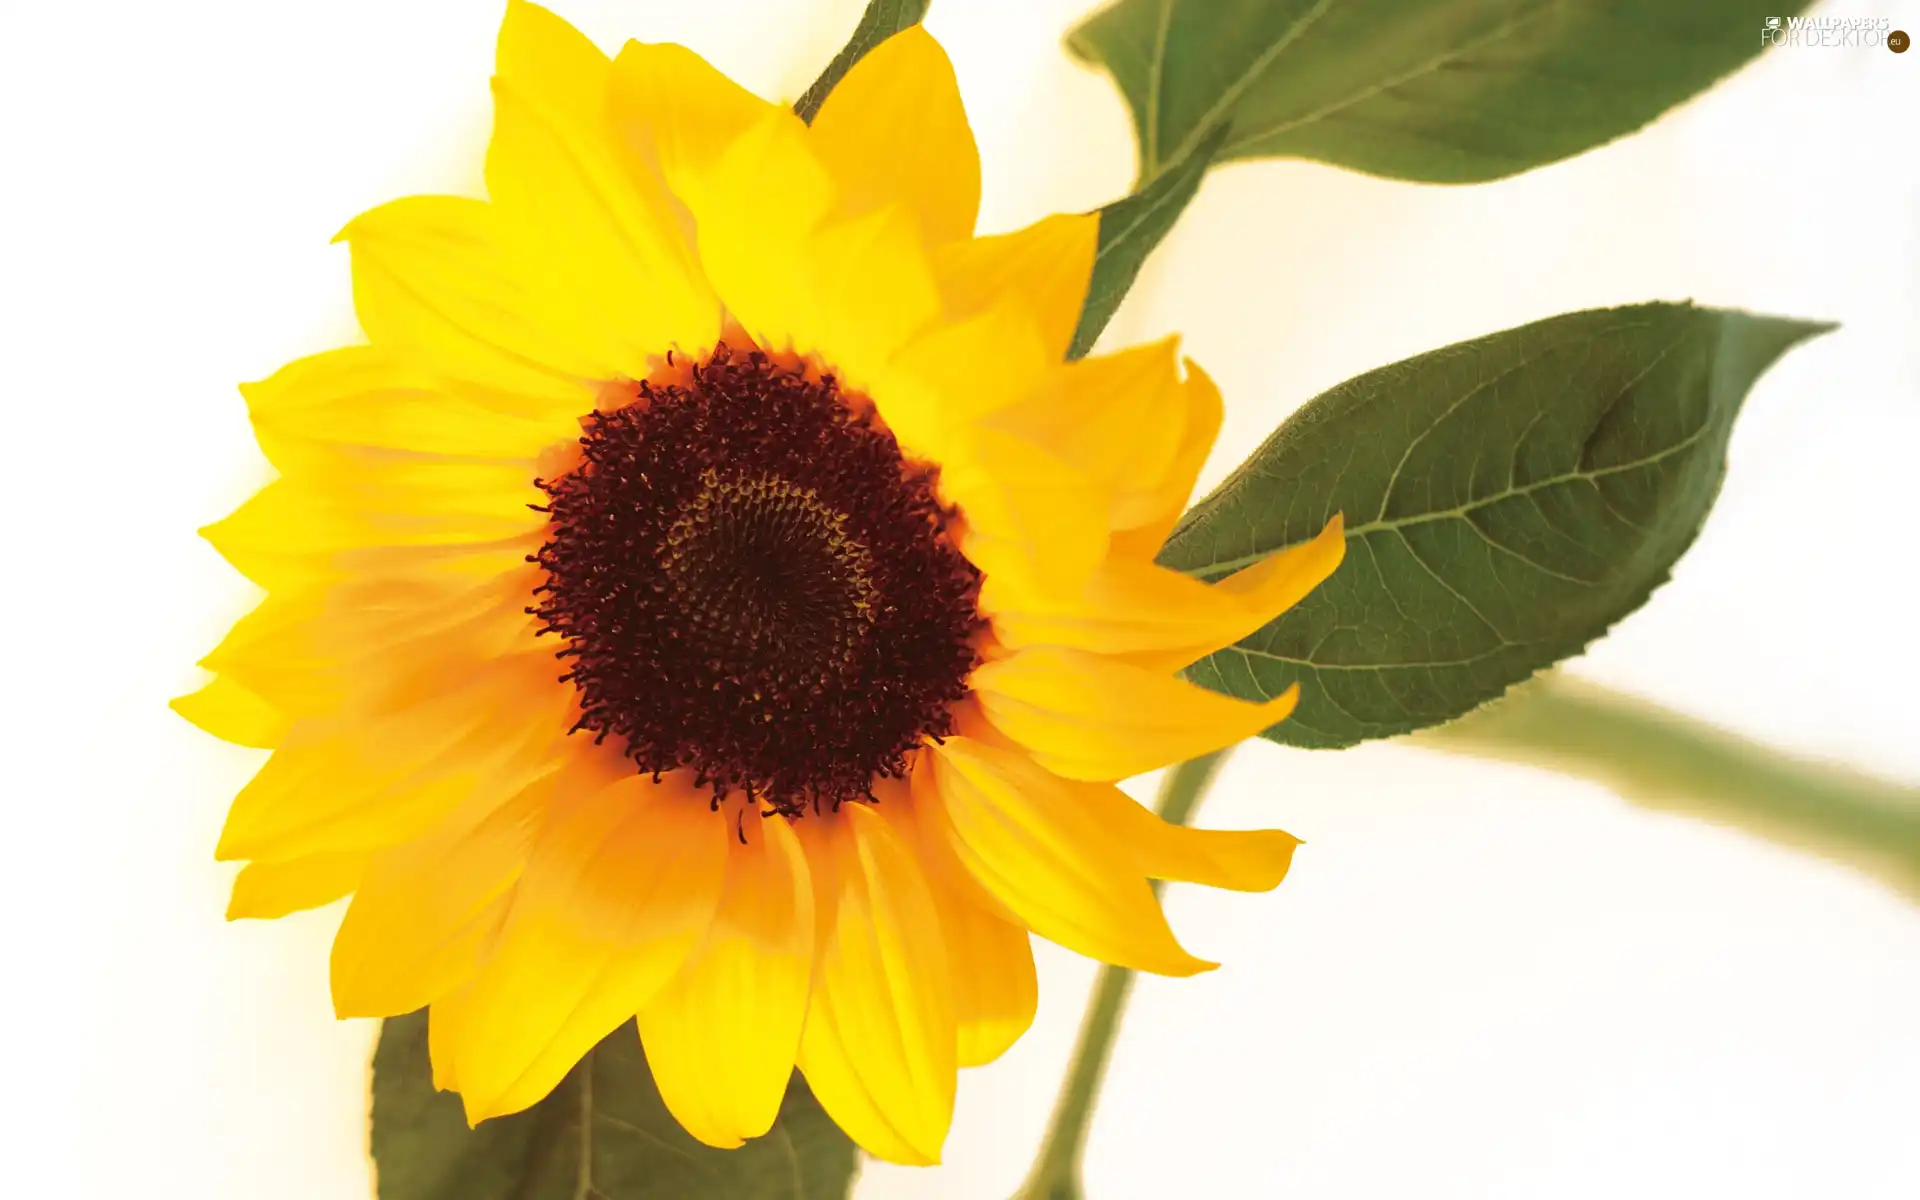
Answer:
[
  {"left": 1011, "top": 678, "right": 1919, "bottom": 1199},
  {"left": 1410, "top": 673, "right": 1920, "bottom": 900},
  {"left": 1011, "top": 750, "right": 1231, "bottom": 1200}
]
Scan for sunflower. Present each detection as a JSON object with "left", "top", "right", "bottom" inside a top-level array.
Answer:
[{"left": 176, "top": 0, "right": 1345, "bottom": 1166}]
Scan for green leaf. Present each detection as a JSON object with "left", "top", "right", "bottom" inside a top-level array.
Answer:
[
  {"left": 1067, "top": 121, "right": 1228, "bottom": 361},
  {"left": 371, "top": 1012, "right": 859, "bottom": 1200},
  {"left": 794, "top": 0, "right": 931, "bottom": 124},
  {"left": 1067, "top": 0, "right": 1811, "bottom": 185},
  {"left": 1157, "top": 303, "right": 1829, "bottom": 749}
]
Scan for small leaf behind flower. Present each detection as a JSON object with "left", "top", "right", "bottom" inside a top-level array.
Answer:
[
  {"left": 1157, "top": 303, "right": 1829, "bottom": 749},
  {"left": 794, "top": 0, "right": 932, "bottom": 124},
  {"left": 1067, "top": 121, "right": 1229, "bottom": 361},
  {"left": 1069, "top": 0, "right": 1812, "bottom": 186},
  {"left": 371, "top": 1012, "right": 859, "bottom": 1200}
]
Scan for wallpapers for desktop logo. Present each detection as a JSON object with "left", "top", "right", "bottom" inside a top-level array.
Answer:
[{"left": 1761, "top": 14, "right": 1906, "bottom": 50}]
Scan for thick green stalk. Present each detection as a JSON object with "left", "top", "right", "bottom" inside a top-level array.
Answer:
[
  {"left": 1011, "top": 751, "right": 1230, "bottom": 1200},
  {"left": 1411, "top": 673, "right": 1920, "bottom": 900}
]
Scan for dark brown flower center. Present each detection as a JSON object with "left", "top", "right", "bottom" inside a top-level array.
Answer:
[{"left": 530, "top": 344, "right": 982, "bottom": 817}]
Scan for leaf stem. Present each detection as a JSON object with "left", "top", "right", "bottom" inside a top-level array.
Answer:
[
  {"left": 1011, "top": 750, "right": 1231, "bottom": 1200},
  {"left": 1410, "top": 673, "right": 1920, "bottom": 899}
]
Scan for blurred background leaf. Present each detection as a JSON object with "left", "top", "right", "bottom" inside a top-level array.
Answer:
[
  {"left": 1155, "top": 303, "right": 1829, "bottom": 747},
  {"left": 371, "top": 1012, "right": 858, "bottom": 1200},
  {"left": 1413, "top": 672, "right": 1920, "bottom": 902}
]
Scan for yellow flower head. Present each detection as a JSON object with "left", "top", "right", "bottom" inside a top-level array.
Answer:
[{"left": 177, "top": 0, "right": 1344, "bottom": 1165}]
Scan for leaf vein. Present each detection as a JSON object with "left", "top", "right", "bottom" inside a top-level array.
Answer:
[
  {"left": 1238, "top": 643, "right": 1515, "bottom": 671},
  {"left": 1148, "top": 0, "right": 1342, "bottom": 179},
  {"left": 1144, "top": 0, "right": 1173, "bottom": 171},
  {"left": 1462, "top": 509, "right": 1600, "bottom": 584},
  {"left": 1215, "top": 0, "right": 1563, "bottom": 160},
  {"left": 1594, "top": 480, "right": 1651, "bottom": 534},
  {"left": 1387, "top": 527, "right": 1513, "bottom": 644},
  {"left": 594, "top": 1111, "right": 702, "bottom": 1163}
]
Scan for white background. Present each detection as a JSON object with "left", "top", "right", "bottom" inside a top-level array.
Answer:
[{"left": 2, "top": 0, "right": 1917, "bottom": 1196}]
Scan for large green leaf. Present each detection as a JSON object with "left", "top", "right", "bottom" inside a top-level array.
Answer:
[
  {"left": 1157, "top": 303, "right": 1828, "bottom": 749},
  {"left": 371, "top": 1012, "right": 859, "bottom": 1200},
  {"left": 1068, "top": 0, "right": 1809, "bottom": 185},
  {"left": 794, "top": 0, "right": 931, "bottom": 123}
]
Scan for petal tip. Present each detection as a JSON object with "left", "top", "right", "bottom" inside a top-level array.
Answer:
[
  {"left": 686, "top": 1126, "right": 749, "bottom": 1152},
  {"left": 1166, "top": 954, "right": 1220, "bottom": 978},
  {"left": 1264, "top": 682, "right": 1303, "bottom": 718},
  {"left": 459, "top": 1086, "right": 502, "bottom": 1129},
  {"left": 211, "top": 830, "right": 248, "bottom": 863}
]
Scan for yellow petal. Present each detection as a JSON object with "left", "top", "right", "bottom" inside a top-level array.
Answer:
[
  {"left": 877, "top": 773, "right": 1036, "bottom": 1066},
  {"left": 204, "top": 463, "right": 542, "bottom": 549},
  {"left": 677, "top": 110, "right": 940, "bottom": 384},
  {"left": 796, "top": 205, "right": 944, "bottom": 391},
  {"left": 200, "top": 520, "right": 538, "bottom": 597},
  {"left": 338, "top": 194, "right": 601, "bottom": 402},
  {"left": 241, "top": 345, "right": 568, "bottom": 462},
  {"left": 226, "top": 851, "right": 370, "bottom": 920},
  {"left": 248, "top": 455, "right": 542, "bottom": 535},
  {"left": 1016, "top": 338, "right": 1182, "bottom": 516},
  {"left": 200, "top": 566, "right": 543, "bottom": 727},
  {"left": 993, "top": 337, "right": 1219, "bottom": 549},
  {"left": 936, "top": 879, "right": 1037, "bottom": 1068},
  {"left": 931, "top": 213, "right": 1097, "bottom": 362},
  {"left": 1111, "top": 358, "right": 1224, "bottom": 558},
  {"left": 795, "top": 804, "right": 956, "bottom": 1166},
  {"left": 329, "top": 763, "right": 600, "bottom": 1017},
  {"left": 923, "top": 737, "right": 1213, "bottom": 977},
  {"left": 989, "top": 515, "right": 1347, "bottom": 673},
  {"left": 608, "top": 40, "right": 773, "bottom": 209},
  {"left": 941, "top": 427, "right": 1110, "bottom": 609},
  {"left": 492, "top": 1, "right": 607, "bottom": 138},
  {"left": 1071, "top": 779, "right": 1301, "bottom": 893},
  {"left": 638, "top": 813, "right": 815, "bottom": 1149},
  {"left": 674, "top": 104, "right": 833, "bottom": 237},
  {"left": 429, "top": 980, "right": 480, "bottom": 1093},
  {"left": 1211, "top": 514, "right": 1345, "bottom": 610},
  {"left": 809, "top": 25, "right": 980, "bottom": 243},
  {"left": 793, "top": 1006, "right": 927, "bottom": 1166},
  {"left": 221, "top": 578, "right": 545, "bottom": 727},
  {"left": 873, "top": 301, "right": 1054, "bottom": 457},
  {"left": 677, "top": 107, "right": 831, "bottom": 336},
  {"left": 200, "top": 465, "right": 546, "bottom": 590},
  {"left": 214, "top": 658, "right": 574, "bottom": 863},
  {"left": 195, "top": 596, "right": 332, "bottom": 713},
  {"left": 487, "top": 1, "right": 721, "bottom": 372},
  {"left": 172, "top": 673, "right": 288, "bottom": 750},
  {"left": 969, "top": 646, "right": 1299, "bottom": 782},
  {"left": 454, "top": 772, "right": 729, "bottom": 1123}
]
